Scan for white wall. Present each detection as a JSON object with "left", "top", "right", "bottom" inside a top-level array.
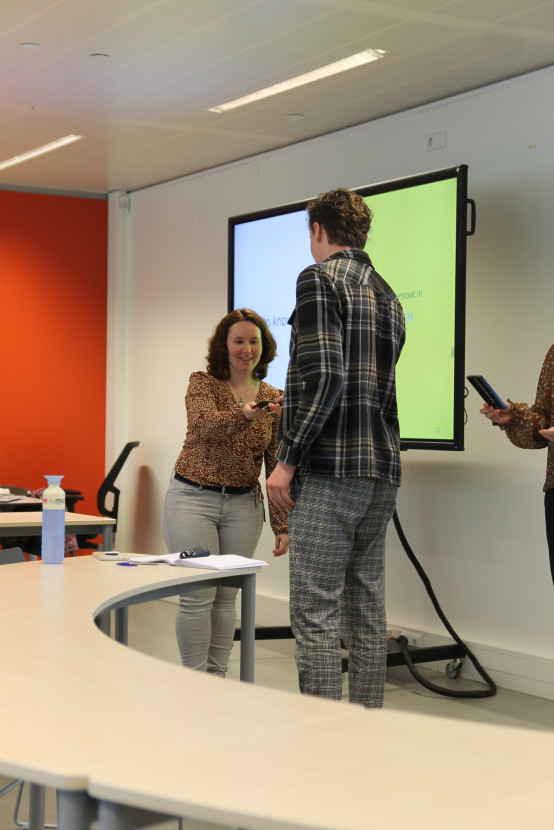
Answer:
[{"left": 109, "top": 66, "right": 554, "bottom": 697}]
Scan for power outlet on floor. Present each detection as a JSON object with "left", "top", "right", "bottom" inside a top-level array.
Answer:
[{"left": 387, "top": 629, "right": 422, "bottom": 648}]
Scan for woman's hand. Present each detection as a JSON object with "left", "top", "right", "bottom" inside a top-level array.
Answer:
[
  {"left": 480, "top": 401, "right": 513, "bottom": 425},
  {"left": 539, "top": 427, "right": 554, "bottom": 442},
  {"left": 273, "top": 534, "right": 289, "bottom": 556},
  {"left": 243, "top": 399, "right": 282, "bottom": 421}
]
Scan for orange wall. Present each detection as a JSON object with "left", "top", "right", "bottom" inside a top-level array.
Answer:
[{"left": 0, "top": 190, "right": 108, "bottom": 513}]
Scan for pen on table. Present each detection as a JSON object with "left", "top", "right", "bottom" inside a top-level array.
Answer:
[
  {"left": 179, "top": 547, "right": 210, "bottom": 559},
  {"left": 117, "top": 562, "right": 138, "bottom": 566}
]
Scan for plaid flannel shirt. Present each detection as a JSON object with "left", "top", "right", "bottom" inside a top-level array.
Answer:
[{"left": 275, "top": 249, "right": 405, "bottom": 485}]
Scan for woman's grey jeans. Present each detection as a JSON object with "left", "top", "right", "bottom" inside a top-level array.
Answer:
[{"left": 162, "top": 474, "right": 263, "bottom": 676}]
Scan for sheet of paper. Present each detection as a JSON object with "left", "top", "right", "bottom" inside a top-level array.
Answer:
[
  {"left": 129, "top": 553, "right": 268, "bottom": 569},
  {"left": 129, "top": 552, "right": 181, "bottom": 564},
  {"left": 174, "top": 554, "right": 268, "bottom": 570}
]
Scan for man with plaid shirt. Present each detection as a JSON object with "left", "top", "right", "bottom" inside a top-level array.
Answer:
[{"left": 267, "top": 187, "right": 405, "bottom": 708}]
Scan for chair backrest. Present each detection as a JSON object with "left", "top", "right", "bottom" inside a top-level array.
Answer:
[
  {"left": 0, "top": 547, "right": 26, "bottom": 565},
  {"left": 97, "top": 442, "right": 140, "bottom": 531},
  {"left": 65, "top": 490, "right": 84, "bottom": 512}
]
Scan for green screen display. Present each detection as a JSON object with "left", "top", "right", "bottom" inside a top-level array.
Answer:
[
  {"left": 230, "top": 166, "right": 468, "bottom": 450},
  {"left": 364, "top": 177, "right": 459, "bottom": 445}
]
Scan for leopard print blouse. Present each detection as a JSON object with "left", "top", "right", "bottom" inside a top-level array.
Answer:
[
  {"left": 502, "top": 344, "right": 554, "bottom": 492},
  {"left": 174, "top": 371, "right": 288, "bottom": 534}
]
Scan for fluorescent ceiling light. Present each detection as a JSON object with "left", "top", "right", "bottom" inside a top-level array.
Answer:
[
  {"left": 0, "top": 134, "right": 83, "bottom": 172},
  {"left": 208, "top": 48, "right": 385, "bottom": 113}
]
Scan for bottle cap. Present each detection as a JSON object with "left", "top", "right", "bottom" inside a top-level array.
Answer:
[{"left": 44, "top": 475, "right": 64, "bottom": 485}]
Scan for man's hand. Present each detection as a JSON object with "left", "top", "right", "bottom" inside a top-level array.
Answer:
[
  {"left": 539, "top": 427, "right": 554, "bottom": 442},
  {"left": 273, "top": 534, "right": 289, "bottom": 556},
  {"left": 267, "top": 461, "right": 296, "bottom": 512}
]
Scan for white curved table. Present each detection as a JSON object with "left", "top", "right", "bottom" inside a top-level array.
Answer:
[
  {"left": 0, "top": 555, "right": 259, "bottom": 829},
  {"left": 0, "top": 557, "right": 552, "bottom": 830}
]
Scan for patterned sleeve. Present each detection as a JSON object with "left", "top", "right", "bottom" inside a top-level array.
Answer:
[
  {"left": 185, "top": 372, "right": 249, "bottom": 440},
  {"left": 263, "top": 398, "right": 289, "bottom": 536},
  {"left": 503, "top": 345, "right": 554, "bottom": 450}
]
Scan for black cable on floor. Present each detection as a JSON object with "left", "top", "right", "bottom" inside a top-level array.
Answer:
[{"left": 392, "top": 510, "right": 497, "bottom": 698}]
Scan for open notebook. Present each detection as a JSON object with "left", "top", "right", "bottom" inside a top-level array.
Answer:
[{"left": 128, "top": 552, "right": 268, "bottom": 570}]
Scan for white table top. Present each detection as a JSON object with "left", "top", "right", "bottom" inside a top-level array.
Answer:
[
  {"left": 0, "top": 495, "right": 42, "bottom": 506},
  {"left": 0, "top": 511, "right": 116, "bottom": 531},
  {"left": 0, "top": 556, "right": 552, "bottom": 830},
  {"left": 90, "top": 703, "right": 554, "bottom": 830},
  {"left": 0, "top": 556, "right": 261, "bottom": 785}
]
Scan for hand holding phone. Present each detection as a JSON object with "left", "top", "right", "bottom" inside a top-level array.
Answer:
[
  {"left": 246, "top": 398, "right": 282, "bottom": 422},
  {"left": 467, "top": 375, "right": 507, "bottom": 410}
]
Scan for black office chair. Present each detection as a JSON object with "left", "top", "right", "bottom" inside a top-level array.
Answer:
[
  {"left": 76, "top": 441, "right": 140, "bottom": 549},
  {"left": 0, "top": 548, "right": 56, "bottom": 829}
]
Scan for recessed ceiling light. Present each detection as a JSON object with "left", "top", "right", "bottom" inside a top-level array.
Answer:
[
  {"left": 0, "top": 135, "right": 83, "bottom": 172},
  {"left": 208, "top": 48, "right": 385, "bottom": 113},
  {"left": 19, "top": 42, "right": 42, "bottom": 49}
]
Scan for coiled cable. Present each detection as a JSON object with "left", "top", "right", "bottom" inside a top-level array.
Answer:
[{"left": 392, "top": 510, "right": 497, "bottom": 698}]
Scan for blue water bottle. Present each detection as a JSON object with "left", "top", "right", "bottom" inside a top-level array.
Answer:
[{"left": 41, "top": 475, "right": 65, "bottom": 564}]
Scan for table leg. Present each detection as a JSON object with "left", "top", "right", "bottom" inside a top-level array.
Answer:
[
  {"left": 97, "top": 800, "right": 173, "bottom": 830},
  {"left": 114, "top": 607, "right": 128, "bottom": 645},
  {"left": 96, "top": 608, "right": 129, "bottom": 644},
  {"left": 101, "top": 526, "right": 114, "bottom": 551},
  {"left": 96, "top": 613, "right": 111, "bottom": 637},
  {"left": 57, "top": 789, "right": 96, "bottom": 830},
  {"left": 239, "top": 572, "right": 256, "bottom": 683},
  {"left": 27, "top": 784, "right": 45, "bottom": 830}
]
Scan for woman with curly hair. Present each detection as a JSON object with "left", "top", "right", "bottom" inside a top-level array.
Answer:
[
  {"left": 480, "top": 344, "right": 554, "bottom": 586},
  {"left": 162, "top": 308, "right": 288, "bottom": 676}
]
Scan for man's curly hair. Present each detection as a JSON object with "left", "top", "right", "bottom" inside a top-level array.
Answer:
[
  {"left": 206, "top": 308, "right": 277, "bottom": 381},
  {"left": 307, "top": 187, "right": 372, "bottom": 249}
]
